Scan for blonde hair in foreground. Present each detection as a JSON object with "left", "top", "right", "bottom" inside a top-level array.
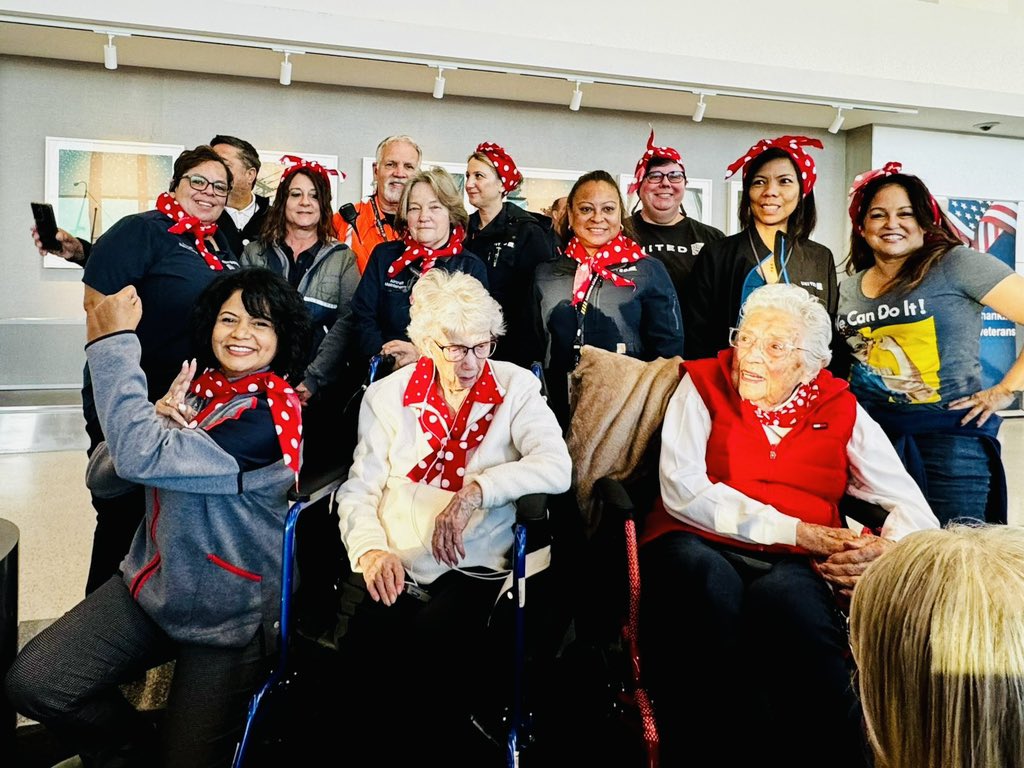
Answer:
[{"left": 849, "top": 525, "right": 1024, "bottom": 768}]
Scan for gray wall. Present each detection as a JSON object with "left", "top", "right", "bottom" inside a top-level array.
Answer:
[{"left": 0, "top": 54, "right": 848, "bottom": 388}]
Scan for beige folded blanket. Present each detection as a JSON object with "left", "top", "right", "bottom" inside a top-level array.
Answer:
[{"left": 567, "top": 346, "right": 683, "bottom": 531}]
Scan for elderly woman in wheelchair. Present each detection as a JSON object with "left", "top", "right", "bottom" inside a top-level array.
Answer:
[
  {"left": 334, "top": 269, "right": 571, "bottom": 761},
  {"left": 639, "top": 283, "right": 939, "bottom": 768}
]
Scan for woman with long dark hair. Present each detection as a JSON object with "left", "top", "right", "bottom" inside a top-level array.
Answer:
[
  {"left": 684, "top": 135, "right": 836, "bottom": 360},
  {"left": 839, "top": 162, "right": 1024, "bottom": 524}
]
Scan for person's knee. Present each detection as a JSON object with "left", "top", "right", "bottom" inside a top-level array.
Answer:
[
  {"left": 6, "top": 648, "right": 66, "bottom": 721},
  {"left": 641, "top": 533, "right": 743, "bottom": 609}
]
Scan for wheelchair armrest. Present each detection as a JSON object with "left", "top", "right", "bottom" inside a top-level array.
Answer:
[
  {"left": 592, "top": 476, "right": 636, "bottom": 521},
  {"left": 288, "top": 463, "right": 349, "bottom": 505},
  {"left": 838, "top": 494, "right": 889, "bottom": 531},
  {"left": 516, "top": 493, "right": 548, "bottom": 524}
]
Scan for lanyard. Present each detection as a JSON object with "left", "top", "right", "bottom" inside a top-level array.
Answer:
[
  {"left": 572, "top": 275, "right": 602, "bottom": 368},
  {"left": 368, "top": 195, "right": 392, "bottom": 242}
]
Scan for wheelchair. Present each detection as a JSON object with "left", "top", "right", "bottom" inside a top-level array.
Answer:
[{"left": 234, "top": 356, "right": 572, "bottom": 768}]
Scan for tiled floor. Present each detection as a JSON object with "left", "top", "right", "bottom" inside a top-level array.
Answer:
[{"left": 1, "top": 419, "right": 1022, "bottom": 625}]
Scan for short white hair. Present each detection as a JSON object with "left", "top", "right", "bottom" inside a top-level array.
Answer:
[
  {"left": 407, "top": 271, "right": 505, "bottom": 356},
  {"left": 737, "top": 283, "right": 832, "bottom": 371},
  {"left": 374, "top": 135, "right": 422, "bottom": 167}
]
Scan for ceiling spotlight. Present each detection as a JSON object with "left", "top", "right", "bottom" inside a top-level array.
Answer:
[
  {"left": 279, "top": 52, "right": 293, "bottom": 86},
  {"left": 433, "top": 67, "right": 446, "bottom": 99},
  {"left": 103, "top": 33, "right": 117, "bottom": 70},
  {"left": 693, "top": 93, "right": 707, "bottom": 123},
  {"left": 828, "top": 107, "right": 846, "bottom": 134},
  {"left": 569, "top": 81, "right": 583, "bottom": 112}
]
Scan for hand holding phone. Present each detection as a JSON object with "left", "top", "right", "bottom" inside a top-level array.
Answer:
[{"left": 31, "top": 203, "right": 62, "bottom": 253}]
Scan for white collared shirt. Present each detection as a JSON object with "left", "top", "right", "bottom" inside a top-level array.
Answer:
[{"left": 224, "top": 193, "right": 257, "bottom": 230}]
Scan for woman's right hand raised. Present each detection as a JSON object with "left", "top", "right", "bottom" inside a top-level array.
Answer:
[
  {"left": 795, "top": 522, "right": 859, "bottom": 557},
  {"left": 381, "top": 340, "right": 419, "bottom": 369},
  {"left": 358, "top": 549, "right": 405, "bottom": 606}
]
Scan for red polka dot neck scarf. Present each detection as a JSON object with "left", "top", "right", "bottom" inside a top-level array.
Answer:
[
  {"left": 746, "top": 373, "right": 823, "bottom": 428},
  {"left": 155, "top": 192, "right": 223, "bottom": 271},
  {"left": 387, "top": 226, "right": 466, "bottom": 279},
  {"left": 565, "top": 233, "right": 646, "bottom": 307},
  {"left": 191, "top": 369, "right": 303, "bottom": 483},
  {"left": 475, "top": 142, "right": 523, "bottom": 194},
  {"left": 627, "top": 129, "right": 686, "bottom": 195},
  {"left": 403, "top": 356, "right": 504, "bottom": 491},
  {"left": 725, "top": 135, "right": 824, "bottom": 196}
]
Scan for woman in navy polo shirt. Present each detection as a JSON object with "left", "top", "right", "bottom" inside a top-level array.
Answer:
[{"left": 80, "top": 145, "right": 239, "bottom": 594}]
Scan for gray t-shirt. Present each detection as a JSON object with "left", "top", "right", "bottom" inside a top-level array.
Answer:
[{"left": 836, "top": 246, "right": 1013, "bottom": 410}]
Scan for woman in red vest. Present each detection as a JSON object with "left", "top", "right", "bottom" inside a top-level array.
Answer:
[{"left": 639, "top": 283, "right": 938, "bottom": 768}]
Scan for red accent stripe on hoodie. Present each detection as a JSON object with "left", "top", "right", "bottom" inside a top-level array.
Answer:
[
  {"left": 206, "top": 554, "right": 262, "bottom": 582},
  {"left": 130, "top": 489, "right": 163, "bottom": 599}
]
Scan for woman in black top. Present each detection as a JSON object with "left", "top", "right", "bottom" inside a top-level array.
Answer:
[
  {"left": 464, "top": 141, "right": 555, "bottom": 367},
  {"left": 684, "top": 135, "right": 837, "bottom": 360}
]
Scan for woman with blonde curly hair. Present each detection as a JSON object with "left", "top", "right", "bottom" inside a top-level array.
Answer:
[{"left": 850, "top": 524, "right": 1024, "bottom": 768}]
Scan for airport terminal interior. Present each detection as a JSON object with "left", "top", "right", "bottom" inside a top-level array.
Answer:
[{"left": 2, "top": 1, "right": 1024, "bottom": 765}]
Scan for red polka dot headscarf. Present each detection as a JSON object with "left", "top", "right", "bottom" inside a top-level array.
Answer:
[
  {"left": 847, "top": 161, "right": 942, "bottom": 228},
  {"left": 279, "top": 154, "right": 344, "bottom": 185},
  {"left": 725, "top": 135, "right": 824, "bottom": 196},
  {"left": 627, "top": 129, "right": 686, "bottom": 195},
  {"left": 474, "top": 142, "right": 523, "bottom": 194}
]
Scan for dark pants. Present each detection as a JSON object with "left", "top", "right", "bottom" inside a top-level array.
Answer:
[
  {"left": 639, "top": 532, "right": 868, "bottom": 768},
  {"left": 5, "top": 577, "right": 270, "bottom": 768},
  {"left": 916, "top": 432, "right": 992, "bottom": 525}
]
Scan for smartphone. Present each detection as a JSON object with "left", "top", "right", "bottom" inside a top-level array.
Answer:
[{"left": 31, "top": 202, "right": 62, "bottom": 253}]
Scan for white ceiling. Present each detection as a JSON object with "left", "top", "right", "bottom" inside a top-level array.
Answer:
[{"left": 2, "top": 21, "right": 1023, "bottom": 139}]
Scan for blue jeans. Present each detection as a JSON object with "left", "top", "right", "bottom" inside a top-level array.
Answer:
[{"left": 916, "top": 433, "right": 992, "bottom": 525}]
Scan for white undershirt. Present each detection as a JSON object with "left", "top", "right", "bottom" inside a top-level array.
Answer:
[{"left": 224, "top": 193, "right": 257, "bottom": 230}]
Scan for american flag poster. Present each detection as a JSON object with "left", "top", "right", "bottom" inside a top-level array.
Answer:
[{"left": 939, "top": 196, "right": 1020, "bottom": 409}]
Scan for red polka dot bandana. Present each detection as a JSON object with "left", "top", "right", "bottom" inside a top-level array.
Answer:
[
  {"left": 279, "top": 154, "right": 344, "bottom": 185},
  {"left": 156, "top": 192, "right": 223, "bottom": 271},
  {"left": 191, "top": 369, "right": 303, "bottom": 484},
  {"left": 848, "top": 161, "right": 941, "bottom": 227},
  {"left": 475, "top": 142, "right": 523, "bottom": 194},
  {"left": 627, "top": 129, "right": 685, "bottom": 195},
  {"left": 725, "top": 135, "right": 824, "bottom": 196},
  {"left": 565, "top": 233, "right": 646, "bottom": 307},
  {"left": 403, "top": 356, "right": 503, "bottom": 492},
  {"left": 747, "top": 375, "right": 822, "bottom": 428},
  {"left": 387, "top": 226, "right": 466, "bottom": 278}
]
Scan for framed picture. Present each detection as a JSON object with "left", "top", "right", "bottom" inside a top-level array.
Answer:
[
  {"left": 43, "top": 137, "right": 184, "bottom": 269},
  {"left": 360, "top": 158, "right": 582, "bottom": 214},
  {"left": 256, "top": 150, "right": 341, "bottom": 204},
  {"left": 617, "top": 174, "right": 713, "bottom": 226},
  {"left": 726, "top": 180, "right": 744, "bottom": 235}
]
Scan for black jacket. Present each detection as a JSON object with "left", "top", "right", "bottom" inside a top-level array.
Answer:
[
  {"left": 683, "top": 227, "right": 837, "bottom": 360},
  {"left": 467, "top": 203, "right": 556, "bottom": 367},
  {"left": 217, "top": 194, "right": 270, "bottom": 256},
  {"left": 350, "top": 239, "right": 490, "bottom": 361}
]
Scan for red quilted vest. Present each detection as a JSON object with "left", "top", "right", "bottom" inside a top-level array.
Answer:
[{"left": 643, "top": 350, "right": 856, "bottom": 555}]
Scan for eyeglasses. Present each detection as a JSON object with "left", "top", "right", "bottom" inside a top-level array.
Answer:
[
  {"left": 728, "top": 328, "right": 807, "bottom": 360},
  {"left": 644, "top": 171, "right": 686, "bottom": 185},
  {"left": 434, "top": 339, "right": 497, "bottom": 362},
  {"left": 179, "top": 174, "right": 230, "bottom": 197}
]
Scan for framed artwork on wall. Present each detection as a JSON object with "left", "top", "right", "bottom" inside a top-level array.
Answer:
[
  {"left": 617, "top": 174, "right": 713, "bottom": 227},
  {"left": 726, "top": 180, "right": 744, "bottom": 235},
  {"left": 256, "top": 150, "right": 341, "bottom": 204},
  {"left": 43, "top": 137, "right": 184, "bottom": 269}
]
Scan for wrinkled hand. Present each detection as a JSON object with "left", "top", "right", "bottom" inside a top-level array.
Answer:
[
  {"left": 795, "top": 522, "right": 860, "bottom": 557},
  {"left": 295, "top": 382, "right": 313, "bottom": 406},
  {"left": 155, "top": 359, "right": 198, "bottom": 428},
  {"left": 432, "top": 482, "right": 483, "bottom": 567},
  {"left": 814, "top": 536, "right": 895, "bottom": 598},
  {"left": 357, "top": 549, "right": 405, "bottom": 606},
  {"left": 33, "top": 225, "right": 85, "bottom": 263},
  {"left": 948, "top": 384, "right": 1015, "bottom": 427},
  {"left": 381, "top": 340, "right": 419, "bottom": 369},
  {"left": 86, "top": 286, "right": 143, "bottom": 342}
]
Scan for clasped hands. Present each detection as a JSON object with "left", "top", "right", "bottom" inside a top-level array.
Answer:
[{"left": 797, "top": 522, "right": 894, "bottom": 601}]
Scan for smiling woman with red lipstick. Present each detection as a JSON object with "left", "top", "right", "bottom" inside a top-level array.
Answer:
[
  {"left": 641, "top": 282, "right": 938, "bottom": 768},
  {"left": 839, "top": 163, "right": 1024, "bottom": 526},
  {"left": 534, "top": 169, "right": 683, "bottom": 423},
  {"left": 684, "top": 135, "right": 837, "bottom": 360}
]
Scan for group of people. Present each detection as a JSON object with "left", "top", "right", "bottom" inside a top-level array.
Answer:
[{"left": 9, "top": 127, "right": 1024, "bottom": 767}]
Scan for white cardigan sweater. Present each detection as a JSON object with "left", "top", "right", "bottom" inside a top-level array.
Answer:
[{"left": 337, "top": 360, "right": 572, "bottom": 584}]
